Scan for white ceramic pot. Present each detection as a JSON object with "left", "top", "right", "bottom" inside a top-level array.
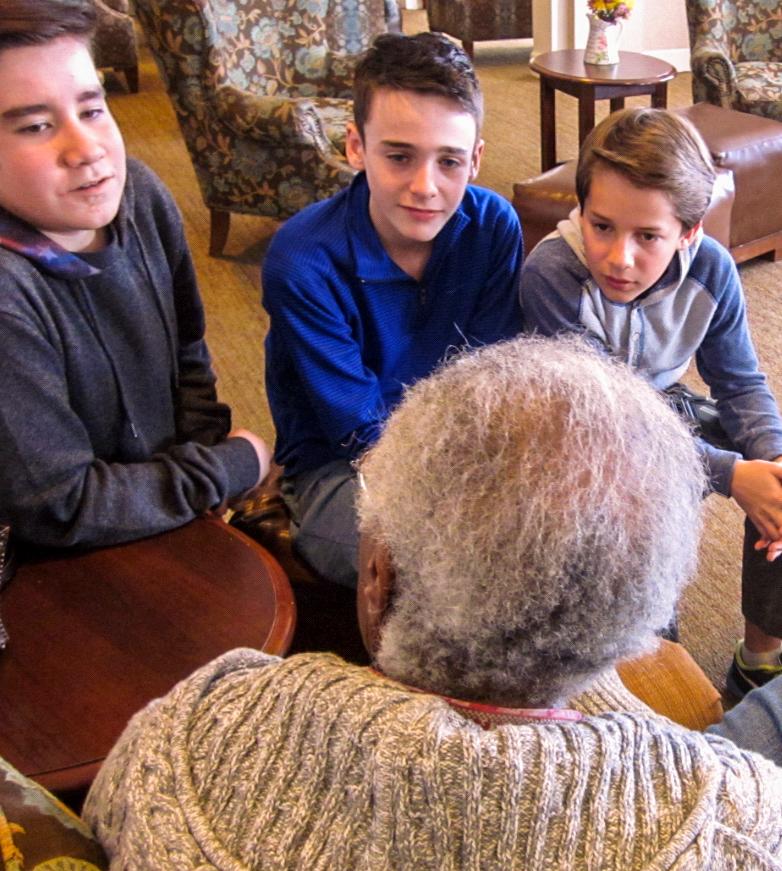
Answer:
[{"left": 584, "top": 14, "right": 622, "bottom": 65}]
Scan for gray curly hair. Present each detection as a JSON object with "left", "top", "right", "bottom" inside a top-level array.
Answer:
[{"left": 357, "top": 335, "right": 705, "bottom": 707}]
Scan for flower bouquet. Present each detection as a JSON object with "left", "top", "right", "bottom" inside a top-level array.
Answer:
[{"left": 588, "top": 0, "right": 634, "bottom": 22}]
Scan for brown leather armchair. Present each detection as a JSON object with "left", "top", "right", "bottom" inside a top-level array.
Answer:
[{"left": 513, "top": 103, "right": 782, "bottom": 264}]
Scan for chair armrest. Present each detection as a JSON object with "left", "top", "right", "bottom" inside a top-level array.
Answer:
[
  {"left": 94, "top": 0, "right": 130, "bottom": 17},
  {"left": 214, "top": 85, "right": 352, "bottom": 157},
  {"left": 690, "top": 42, "right": 737, "bottom": 108}
]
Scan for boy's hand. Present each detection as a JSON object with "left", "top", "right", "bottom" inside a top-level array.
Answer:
[
  {"left": 752, "top": 456, "right": 782, "bottom": 561},
  {"left": 732, "top": 458, "right": 782, "bottom": 560}
]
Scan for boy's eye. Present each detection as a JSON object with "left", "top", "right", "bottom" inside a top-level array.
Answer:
[
  {"left": 81, "top": 106, "right": 105, "bottom": 121},
  {"left": 592, "top": 222, "right": 611, "bottom": 234},
  {"left": 439, "top": 157, "right": 463, "bottom": 170},
  {"left": 639, "top": 232, "right": 659, "bottom": 243},
  {"left": 17, "top": 120, "right": 51, "bottom": 135},
  {"left": 386, "top": 152, "right": 409, "bottom": 164}
]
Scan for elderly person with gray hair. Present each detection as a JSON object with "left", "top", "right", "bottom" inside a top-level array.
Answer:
[{"left": 85, "top": 336, "right": 782, "bottom": 869}]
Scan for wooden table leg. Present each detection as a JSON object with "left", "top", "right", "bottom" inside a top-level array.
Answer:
[
  {"left": 577, "top": 91, "right": 596, "bottom": 148},
  {"left": 652, "top": 82, "right": 668, "bottom": 109},
  {"left": 609, "top": 96, "right": 626, "bottom": 113},
  {"left": 539, "top": 77, "right": 557, "bottom": 172}
]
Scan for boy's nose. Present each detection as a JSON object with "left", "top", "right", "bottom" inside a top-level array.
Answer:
[
  {"left": 409, "top": 162, "right": 438, "bottom": 198},
  {"left": 608, "top": 236, "right": 633, "bottom": 269},
  {"left": 60, "top": 124, "right": 104, "bottom": 167}
]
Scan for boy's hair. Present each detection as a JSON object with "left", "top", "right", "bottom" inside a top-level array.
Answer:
[
  {"left": 0, "top": 0, "right": 96, "bottom": 53},
  {"left": 353, "top": 32, "right": 484, "bottom": 140},
  {"left": 576, "top": 108, "right": 716, "bottom": 230}
]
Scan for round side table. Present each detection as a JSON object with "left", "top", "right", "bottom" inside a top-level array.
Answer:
[{"left": 529, "top": 49, "right": 677, "bottom": 171}]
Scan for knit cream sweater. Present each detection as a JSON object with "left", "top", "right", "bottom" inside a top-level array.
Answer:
[{"left": 84, "top": 650, "right": 782, "bottom": 870}]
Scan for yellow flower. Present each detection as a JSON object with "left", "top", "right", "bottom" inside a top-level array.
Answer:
[{"left": 588, "top": 0, "right": 634, "bottom": 20}]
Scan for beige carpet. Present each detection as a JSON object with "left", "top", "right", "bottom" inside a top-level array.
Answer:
[{"left": 107, "top": 13, "right": 782, "bottom": 691}]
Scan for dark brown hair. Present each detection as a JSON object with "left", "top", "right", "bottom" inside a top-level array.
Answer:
[
  {"left": 576, "top": 108, "right": 715, "bottom": 230},
  {"left": 0, "top": 0, "right": 96, "bottom": 53},
  {"left": 353, "top": 32, "right": 483, "bottom": 139}
]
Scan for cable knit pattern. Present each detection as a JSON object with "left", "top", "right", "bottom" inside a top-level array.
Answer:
[{"left": 84, "top": 651, "right": 782, "bottom": 870}]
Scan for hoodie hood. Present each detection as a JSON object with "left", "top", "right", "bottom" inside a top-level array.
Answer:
[{"left": 0, "top": 208, "right": 101, "bottom": 279}]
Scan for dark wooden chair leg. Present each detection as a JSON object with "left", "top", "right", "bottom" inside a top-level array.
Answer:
[
  {"left": 209, "top": 209, "right": 231, "bottom": 257},
  {"left": 124, "top": 65, "right": 140, "bottom": 94}
]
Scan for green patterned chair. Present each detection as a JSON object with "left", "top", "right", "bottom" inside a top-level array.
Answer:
[
  {"left": 134, "top": 0, "right": 398, "bottom": 255},
  {"left": 685, "top": 0, "right": 782, "bottom": 122}
]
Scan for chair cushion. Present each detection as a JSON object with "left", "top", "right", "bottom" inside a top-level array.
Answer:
[
  {"left": 678, "top": 102, "right": 782, "bottom": 247},
  {"left": 735, "top": 61, "right": 782, "bottom": 122},
  {"left": 0, "top": 756, "right": 108, "bottom": 870}
]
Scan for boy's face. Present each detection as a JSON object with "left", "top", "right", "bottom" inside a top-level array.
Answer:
[
  {"left": 581, "top": 165, "right": 699, "bottom": 304},
  {"left": 0, "top": 36, "right": 126, "bottom": 252},
  {"left": 345, "top": 87, "right": 483, "bottom": 266}
]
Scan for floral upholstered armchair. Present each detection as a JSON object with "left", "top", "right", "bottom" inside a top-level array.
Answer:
[
  {"left": 134, "top": 0, "right": 399, "bottom": 255},
  {"left": 426, "top": 0, "right": 532, "bottom": 58},
  {"left": 93, "top": 0, "right": 139, "bottom": 93},
  {"left": 685, "top": 0, "right": 782, "bottom": 122}
]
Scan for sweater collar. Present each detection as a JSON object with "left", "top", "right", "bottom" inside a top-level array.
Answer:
[
  {"left": 346, "top": 172, "right": 471, "bottom": 283},
  {"left": 369, "top": 667, "right": 583, "bottom": 730}
]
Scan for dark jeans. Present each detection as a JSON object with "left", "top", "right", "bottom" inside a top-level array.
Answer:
[{"left": 282, "top": 459, "right": 360, "bottom": 589}]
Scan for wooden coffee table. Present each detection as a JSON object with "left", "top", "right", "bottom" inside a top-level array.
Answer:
[
  {"left": 0, "top": 518, "right": 295, "bottom": 795},
  {"left": 529, "top": 49, "right": 677, "bottom": 171}
]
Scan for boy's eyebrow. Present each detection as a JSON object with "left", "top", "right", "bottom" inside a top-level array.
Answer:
[
  {"left": 587, "top": 207, "right": 665, "bottom": 231},
  {"left": 1, "top": 88, "right": 107, "bottom": 121},
  {"left": 380, "top": 139, "right": 470, "bottom": 155}
]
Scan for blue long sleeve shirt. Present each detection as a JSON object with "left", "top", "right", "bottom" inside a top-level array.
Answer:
[
  {"left": 520, "top": 214, "right": 782, "bottom": 496},
  {"left": 263, "top": 173, "right": 523, "bottom": 477}
]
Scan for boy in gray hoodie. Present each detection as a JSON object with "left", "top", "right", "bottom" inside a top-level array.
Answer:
[
  {"left": 520, "top": 107, "right": 782, "bottom": 699},
  {"left": 0, "top": 0, "right": 270, "bottom": 548}
]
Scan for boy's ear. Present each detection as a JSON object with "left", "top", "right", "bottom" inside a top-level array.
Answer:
[
  {"left": 678, "top": 221, "right": 702, "bottom": 249},
  {"left": 469, "top": 139, "right": 485, "bottom": 181},
  {"left": 345, "top": 122, "right": 365, "bottom": 171}
]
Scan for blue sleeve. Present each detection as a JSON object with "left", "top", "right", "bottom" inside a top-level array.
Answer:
[
  {"left": 263, "top": 252, "right": 386, "bottom": 455},
  {"left": 460, "top": 201, "right": 523, "bottom": 344},
  {"left": 707, "top": 674, "right": 782, "bottom": 766},
  {"left": 694, "top": 435, "right": 742, "bottom": 497},
  {"left": 519, "top": 240, "right": 584, "bottom": 337},
  {"left": 695, "top": 249, "right": 782, "bottom": 464}
]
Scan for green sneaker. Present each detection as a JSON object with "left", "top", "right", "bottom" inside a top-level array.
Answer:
[{"left": 726, "top": 641, "right": 782, "bottom": 700}]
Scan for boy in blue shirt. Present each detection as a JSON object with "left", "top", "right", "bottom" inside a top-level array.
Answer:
[
  {"left": 520, "top": 107, "right": 782, "bottom": 698},
  {"left": 262, "top": 32, "right": 523, "bottom": 588}
]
